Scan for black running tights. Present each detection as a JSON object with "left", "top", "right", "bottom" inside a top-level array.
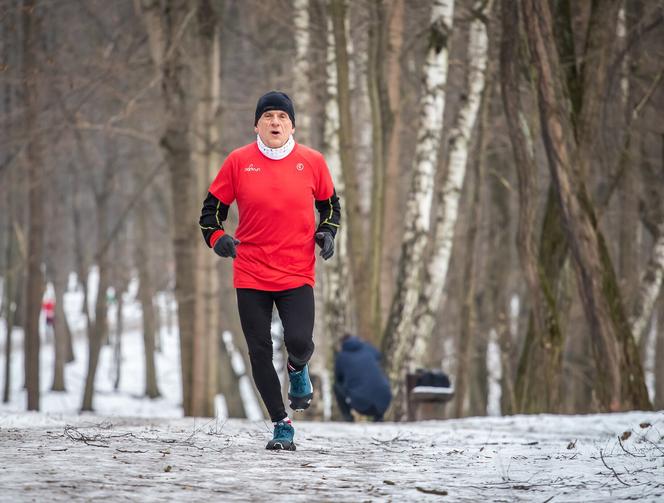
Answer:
[{"left": 236, "top": 285, "right": 315, "bottom": 422}]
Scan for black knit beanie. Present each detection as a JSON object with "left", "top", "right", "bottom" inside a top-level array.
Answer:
[{"left": 254, "top": 91, "right": 295, "bottom": 126}]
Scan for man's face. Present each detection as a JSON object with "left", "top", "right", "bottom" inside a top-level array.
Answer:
[{"left": 254, "top": 110, "right": 294, "bottom": 148}]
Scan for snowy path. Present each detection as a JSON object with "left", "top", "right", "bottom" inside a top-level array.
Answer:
[{"left": 1, "top": 411, "right": 663, "bottom": 502}]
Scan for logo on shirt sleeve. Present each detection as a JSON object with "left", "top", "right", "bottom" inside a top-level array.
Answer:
[
  {"left": 296, "top": 163, "right": 304, "bottom": 171},
  {"left": 245, "top": 163, "right": 261, "bottom": 172}
]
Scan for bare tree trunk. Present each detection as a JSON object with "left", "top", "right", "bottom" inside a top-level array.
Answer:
[
  {"left": 112, "top": 287, "right": 123, "bottom": 391},
  {"left": 631, "top": 137, "right": 664, "bottom": 344},
  {"left": 2, "top": 112, "right": 21, "bottom": 402},
  {"left": 366, "top": 0, "right": 388, "bottom": 345},
  {"left": 329, "top": 0, "right": 367, "bottom": 338},
  {"left": 193, "top": 5, "right": 222, "bottom": 415},
  {"left": 22, "top": 0, "right": 45, "bottom": 411},
  {"left": 50, "top": 150, "right": 71, "bottom": 392},
  {"left": 631, "top": 233, "right": 664, "bottom": 344},
  {"left": 617, "top": 154, "right": 639, "bottom": 305},
  {"left": 64, "top": 308, "right": 74, "bottom": 363},
  {"left": 2, "top": 225, "right": 21, "bottom": 404},
  {"left": 323, "top": 12, "right": 352, "bottom": 349},
  {"left": 136, "top": 210, "right": 160, "bottom": 398},
  {"left": 411, "top": 0, "right": 491, "bottom": 370},
  {"left": 468, "top": 322, "right": 489, "bottom": 416},
  {"left": 454, "top": 74, "right": 492, "bottom": 418},
  {"left": 51, "top": 267, "right": 68, "bottom": 391},
  {"left": 484, "top": 169, "right": 514, "bottom": 414},
  {"left": 320, "top": 11, "right": 353, "bottom": 420},
  {"left": 141, "top": 288, "right": 160, "bottom": 397},
  {"left": 70, "top": 162, "right": 92, "bottom": 357},
  {"left": 217, "top": 334, "right": 245, "bottom": 417},
  {"left": 501, "top": 0, "right": 564, "bottom": 413},
  {"left": 112, "top": 243, "right": 131, "bottom": 385},
  {"left": 381, "top": 0, "right": 455, "bottom": 420},
  {"left": 221, "top": 330, "right": 263, "bottom": 419},
  {"left": 293, "top": 0, "right": 311, "bottom": 145},
  {"left": 616, "top": 4, "right": 643, "bottom": 335},
  {"left": 2, "top": 294, "right": 13, "bottom": 404},
  {"left": 81, "top": 203, "right": 110, "bottom": 412},
  {"left": 521, "top": 0, "right": 650, "bottom": 411},
  {"left": 380, "top": 0, "right": 404, "bottom": 336},
  {"left": 216, "top": 293, "right": 245, "bottom": 417},
  {"left": 139, "top": 0, "right": 210, "bottom": 416}
]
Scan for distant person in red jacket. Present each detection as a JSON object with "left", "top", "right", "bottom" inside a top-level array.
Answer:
[
  {"left": 199, "top": 91, "right": 340, "bottom": 451},
  {"left": 42, "top": 299, "right": 55, "bottom": 327}
]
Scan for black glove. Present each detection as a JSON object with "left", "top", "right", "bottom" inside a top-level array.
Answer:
[
  {"left": 315, "top": 232, "right": 334, "bottom": 260},
  {"left": 214, "top": 234, "right": 241, "bottom": 258}
]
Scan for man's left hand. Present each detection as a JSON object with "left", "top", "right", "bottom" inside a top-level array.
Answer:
[{"left": 315, "top": 232, "right": 335, "bottom": 260}]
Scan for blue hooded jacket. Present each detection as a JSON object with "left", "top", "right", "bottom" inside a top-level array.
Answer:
[{"left": 335, "top": 336, "right": 392, "bottom": 415}]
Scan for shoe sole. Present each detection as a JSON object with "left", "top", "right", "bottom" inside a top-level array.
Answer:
[
  {"left": 266, "top": 440, "right": 296, "bottom": 451},
  {"left": 288, "top": 393, "right": 313, "bottom": 411}
]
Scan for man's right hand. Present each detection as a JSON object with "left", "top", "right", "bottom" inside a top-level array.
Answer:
[{"left": 214, "top": 234, "right": 241, "bottom": 258}]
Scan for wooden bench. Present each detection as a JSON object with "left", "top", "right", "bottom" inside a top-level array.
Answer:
[{"left": 406, "top": 372, "right": 455, "bottom": 421}]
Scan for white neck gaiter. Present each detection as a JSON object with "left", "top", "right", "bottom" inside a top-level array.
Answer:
[{"left": 257, "top": 134, "right": 295, "bottom": 160}]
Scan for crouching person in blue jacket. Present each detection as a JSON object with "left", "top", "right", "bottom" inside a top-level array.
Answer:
[{"left": 334, "top": 334, "right": 392, "bottom": 422}]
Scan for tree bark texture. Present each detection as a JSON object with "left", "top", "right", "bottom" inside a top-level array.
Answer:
[
  {"left": 81, "top": 201, "right": 110, "bottom": 412},
  {"left": 521, "top": 0, "right": 650, "bottom": 411},
  {"left": 50, "top": 146, "right": 73, "bottom": 392},
  {"left": 411, "top": 0, "right": 491, "bottom": 370},
  {"left": 293, "top": 0, "right": 311, "bottom": 145},
  {"left": 329, "top": 0, "right": 368, "bottom": 339},
  {"left": 139, "top": 0, "right": 212, "bottom": 416},
  {"left": 380, "top": 0, "right": 404, "bottom": 338},
  {"left": 323, "top": 13, "right": 352, "bottom": 350},
  {"left": 630, "top": 138, "right": 664, "bottom": 344},
  {"left": 217, "top": 330, "right": 245, "bottom": 418},
  {"left": 501, "top": 0, "right": 564, "bottom": 413},
  {"left": 51, "top": 266, "right": 68, "bottom": 391},
  {"left": 2, "top": 214, "right": 20, "bottom": 404},
  {"left": 381, "top": 0, "right": 455, "bottom": 420},
  {"left": 2, "top": 116, "right": 22, "bottom": 402},
  {"left": 191, "top": 2, "right": 222, "bottom": 417},
  {"left": 136, "top": 201, "right": 161, "bottom": 399},
  {"left": 366, "top": 0, "right": 388, "bottom": 345},
  {"left": 453, "top": 74, "right": 492, "bottom": 418},
  {"left": 22, "top": 0, "right": 44, "bottom": 411}
]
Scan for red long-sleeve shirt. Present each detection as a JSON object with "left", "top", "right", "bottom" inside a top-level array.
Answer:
[{"left": 200, "top": 142, "right": 338, "bottom": 291}]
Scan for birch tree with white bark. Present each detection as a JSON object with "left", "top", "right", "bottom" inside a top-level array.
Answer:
[
  {"left": 381, "top": 0, "right": 455, "bottom": 418},
  {"left": 631, "top": 151, "right": 664, "bottom": 344},
  {"left": 411, "top": 0, "right": 492, "bottom": 368}
]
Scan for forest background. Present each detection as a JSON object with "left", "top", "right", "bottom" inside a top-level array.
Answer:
[{"left": 1, "top": 0, "right": 663, "bottom": 422}]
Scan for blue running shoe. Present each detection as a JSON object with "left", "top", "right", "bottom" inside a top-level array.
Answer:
[
  {"left": 288, "top": 363, "right": 313, "bottom": 411},
  {"left": 266, "top": 419, "right": 296, "bottom": 451}
]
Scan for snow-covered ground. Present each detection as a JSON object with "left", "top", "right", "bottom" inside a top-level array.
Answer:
[
  {"left": 0, "top": 410, "right": 662, "bottom": 502},
  {"left": 1, "top": 275, "right": 664, "bottom": 501}
]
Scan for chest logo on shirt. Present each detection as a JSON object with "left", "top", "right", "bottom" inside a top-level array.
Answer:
[
  {"left": 245, "top": 164, "right": 261, "bottom": 173},
  {"left": 296, "top": 163, "right": 304, "bottom": 172}
]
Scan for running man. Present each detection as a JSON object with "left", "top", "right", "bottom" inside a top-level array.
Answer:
[{"left": 199, "top": 91, "right": 340, "bottom": 450}]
